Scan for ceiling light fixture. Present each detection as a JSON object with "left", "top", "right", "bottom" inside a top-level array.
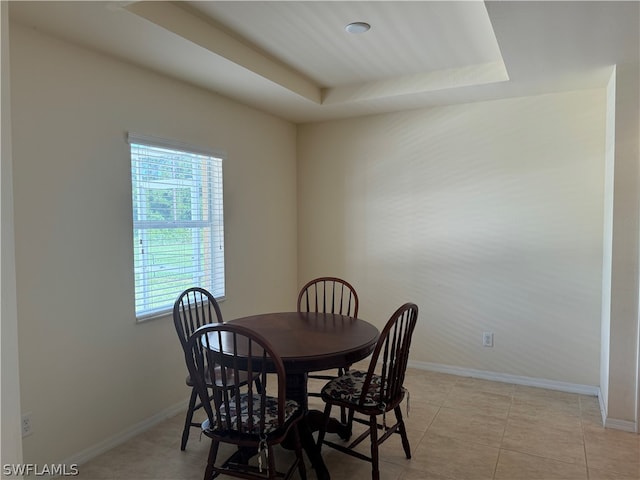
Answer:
[{"left": 345, "top": 22, "right": 371, "bottom": 34}]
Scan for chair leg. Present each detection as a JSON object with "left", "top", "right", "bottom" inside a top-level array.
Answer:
[
  {"left": 394, "top": 405, "right": 411, "bottom": 459},
  {"left": 316, "top": 402, "right": 333, "bottom": 448},
  {"left": 267, "top": 445, "right": 276, "bottom": 480},
  {"left": 204, "top": 439, "right": 219, "bottom": 480},
  {"left": 254, "top": 377, "right": 263, "bottom": 394},
  {"left": 369, "top": 415, "right": 380, "bottom": 480},
  {"left": 292, "top": 424, "right": 307, "bottom": 480},
  {"left": 345, "top": 408, "right": 355, "bottom": 440},
  {"left": 181, "top": 388, "right": 199, "bottom": 450}
]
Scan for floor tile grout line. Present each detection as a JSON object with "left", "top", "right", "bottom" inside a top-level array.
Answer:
[
  {"left": 492, "top": 390, "right": 515, "bottom": 479},
  {"left": 579, "top": 396, "right": 592, "bottom": 480}
]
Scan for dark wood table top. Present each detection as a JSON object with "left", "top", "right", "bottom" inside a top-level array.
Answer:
[{"left": 226, "top": 311, "right": 379, "bottom": 374}]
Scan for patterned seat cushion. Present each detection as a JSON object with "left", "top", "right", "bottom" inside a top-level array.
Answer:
[
  {"left": 205, "top": 394, "right": 300, "bottom": 435},
  {"left": 321, "top": 369, "right": 384, "bottom": 408}
]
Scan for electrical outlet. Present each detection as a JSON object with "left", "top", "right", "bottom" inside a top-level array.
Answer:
[
  {"left": 482, "top": 332, "right": 494, "bottom": 347},
  {"left": 21, "top": 412, "right": 33, "bottom": 437}
]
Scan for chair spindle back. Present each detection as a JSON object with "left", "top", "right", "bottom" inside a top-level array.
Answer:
[
  {"left": 185, "top": 323, "right": 288, "bottom": 435},
  {"left": 297, "top": 277, "right": 359, "bottom": 317},
  {"left": 361, "top": 303, "right": 418, "bottom": 408},
  {"left": 173, "top": 287, "right": 223, "bottom": 350}
]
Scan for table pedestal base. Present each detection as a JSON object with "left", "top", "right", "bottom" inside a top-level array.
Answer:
[{"left": 283, "top": 373, "right": 354, "bottom": 480}]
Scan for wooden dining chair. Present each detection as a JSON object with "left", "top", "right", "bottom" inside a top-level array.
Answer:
[
  {"left": 184, "top": 323, "right": 307, "bottom": 480},
  {"left": 316, "top": 302, "right": 419, "bottom": 480},
  {"left": 173, "top": 287, "right": 257, "bottom": 451},
  {"left": 297, "top": 277, "right": 359, "bottom": 425}
]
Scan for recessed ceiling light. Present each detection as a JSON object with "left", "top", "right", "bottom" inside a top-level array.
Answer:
[{"left": 345, "top": 22, "right": 371, "bottom": 34}]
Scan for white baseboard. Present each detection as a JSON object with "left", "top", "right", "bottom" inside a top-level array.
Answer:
[
  {"left": 597, "top": 389, "right": 608, "bottom": 426},
  {"left": 596, "top": 388, "right": 638, "bottom": 433},
  {"left": 406, "top": 360, "right": 601, "bottom": 396},
  {"left": 604, "top": 417, "right": 638, "bottom": 433},
  {"left": 61, "top": 398, "right": 188, "bottom": 467}
]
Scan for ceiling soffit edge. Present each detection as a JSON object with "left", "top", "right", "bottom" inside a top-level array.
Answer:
[
  {"left": 125, "top": 1, "right": 322, "bottom": 104},
  {"left": 322, "top": 61, "right": 510, "bottom": 104}
]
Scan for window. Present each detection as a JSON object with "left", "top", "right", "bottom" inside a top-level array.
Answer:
[{"left": 128, "top": 134, "right": 225, "bottom": 320}]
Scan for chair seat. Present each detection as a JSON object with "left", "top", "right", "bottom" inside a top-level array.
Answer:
[
  {"left": 321, "top": 369, "right": 387, "bottom": 408},
  {"left": 203, "top": 394, "right": 300, "bottom": 435}
]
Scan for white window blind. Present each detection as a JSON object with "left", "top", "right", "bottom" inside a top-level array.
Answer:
[{"left": 128, "top": 134, "right": 225, "bottom": 320}]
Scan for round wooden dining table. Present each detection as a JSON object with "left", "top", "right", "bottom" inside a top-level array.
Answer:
[
  {"left": 230, "top": 312, "right": 379, "bottom": 403},
  {"left": 228, "top": 311, "right": 380, "bottom": 480}
]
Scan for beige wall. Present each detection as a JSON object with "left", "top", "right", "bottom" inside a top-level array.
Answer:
[
  {"left": 298, "top": 90, "right": 606, "bottom": 386},
  {"left": 1, "top": 2, "right": 23, "bottom": 468},
  {"left": 10, "top": 24, "right": 297, "bottom": 465}
]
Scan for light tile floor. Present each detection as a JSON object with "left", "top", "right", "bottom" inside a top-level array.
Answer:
[{"left": 72, "top": 364, "right": 639, "bottom": 480}]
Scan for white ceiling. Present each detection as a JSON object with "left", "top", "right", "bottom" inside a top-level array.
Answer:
[{"left": 8, "top": 1, "right": 640, "bottom": 123}]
